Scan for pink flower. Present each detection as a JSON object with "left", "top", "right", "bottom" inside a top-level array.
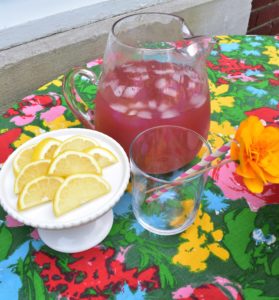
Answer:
[
  {"left": 172, "top": 285, "right": 194, "bottom": 299},
  {"left": 40, "top": 105, "right": 66, "bottom": 122},
  {"left": 30, "top": 229, "right": 40, "bottom": 240},
  {"left": 22, "top": 104, "right": 44, "bottom": 115},
  {"left": 214, "top": 277, "right": 241, "bottom": 300},
  {"left": 6, "top": 94, "right": 63, "bottom": 126},
  {"left": 10, "top": 115, "right": 36, "bottom": 126},
  {"left": 86, "top": 58, "right": 103, "bottom": 68},
  {"left": 6, "top": 215, "right": 41, "bottom": 240},
  {"left": 226, "top": 73, "right": 256, "bottom": 82},
  {"left": 210, "top": 161, "right": 279, "bottom": 212},
  {"left": 115, "top": 246, "right": 132, "bottom": 263},
  {"left": 5, "top": 215, "right": 24, "bottom": 227},
  {"left": 10, "top": 104, "right": 44, "bottom": 126}
]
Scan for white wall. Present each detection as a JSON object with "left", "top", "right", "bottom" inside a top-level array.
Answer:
[{"left": 0, "top": 0, "right": 213, "bottom": 50}]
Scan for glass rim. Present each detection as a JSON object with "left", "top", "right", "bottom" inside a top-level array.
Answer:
[
  {"left": 129, "top": 125, "right": 212, "bottom": 184},
  {"left": 111, "top": 12, "right": 186, "bottom": 52}
]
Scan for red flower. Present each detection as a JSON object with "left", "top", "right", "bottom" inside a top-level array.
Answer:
[
  {"left": 34, "top": 247, "right": 160, "bottom": 299},
  {"left": 216, "top": 77, "right": 229, "bottom": 85},
  {"left": 3, "top": 108, "right": 19, "bottom": 118},
  {"left": 173, "top": 277, "right": 243, "bottom": 300},
  {"left": 245, "top": 104, "right": 279, "bottom": 127},
  {"left": 180, "top": 283, "right": 243, "bottom": 300},
  {"left": 3, "top": 94, "right": 62, "bottom": 119},
  {"left": 0, "top": 128, "right": 22, "bottom": 163},
  {"left": 207, "top": 54, "right": 264, "bottom": 76},
  {"left": 32, "top": 94, "right": 61, "bottom": 106},
  {"left": 187, "top": 284, "right": 231, "bottom": 300},
  {"left": 269, "top": 78, "right": 279, "bottom": 86}
]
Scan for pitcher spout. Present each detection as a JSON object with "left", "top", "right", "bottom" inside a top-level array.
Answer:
[{"left": 180, "top": 36, "right": 216, "bottom": 60}]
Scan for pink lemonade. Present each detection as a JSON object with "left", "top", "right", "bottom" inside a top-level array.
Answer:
[{"left": 95, "top": 60, "right": 210, "bottom": 154}]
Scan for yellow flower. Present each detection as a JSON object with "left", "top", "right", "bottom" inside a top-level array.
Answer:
[
  {"left": 0, "top": 128, "right": 8, "bottom": 134},
  {"left": 25, "top": 125, "right": 44, "bottom": 136},
  {"left": 126, "top": 182, "right": 132, "bottom": 193},
  {"left": 231, "top": 116, "right": 279, "bottom": 193},
  {"left": 38, "top": 75, "right": 64, "bottom": 91},
  {"left": 43, "top": 115, "right": 80, "bottom": 131},
  {"left": 217, "top": 35, "right": 241, "bottom": 44},
  {"left": 172, "top": 208, "right": 229, "bottom": 272},
  {"left": 12, "top": 134, "right": 30, "bottom": 148},
  {"left": 209, "top": 120, "right": 235, "bottom": 151},
  {"left": 262, "top": 46, "right": 279, "bottom": 66},
  {"left": 170, "top": 199, "right": 194, "bottom": 227},
  {"left": 12, "top": 125, "right": 43, "bottom": 148},
  {"left": 209, "top": 80, "right": 235, "bottom": 113}
]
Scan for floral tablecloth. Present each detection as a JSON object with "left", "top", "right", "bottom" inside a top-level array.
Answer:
[{"left": 0, "top": 35, "right": 279, "bottom": 300}]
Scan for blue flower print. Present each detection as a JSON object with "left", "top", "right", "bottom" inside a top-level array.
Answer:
[
  {"left": 250, "top": 42, "right": 261, "bottom": 47},
  {"left": 203, "top": 189, "right": 229, "bottom": 213},
  {"left": 220, "top": 43, "right": 240, "bottom": 52},
  {"left": 252, "top": 228, "right": 276, "bottom": 246},
  {"left": 245, "top": 70, "right": 263, "bottom": 77},
  {"left": 114, "top": 192, "right": 132, "bottom": 216},
  {"left": 243, "top": 50, "right": 261, "bottom": 56},
  {"left": 0, "top": 240, "right": 43, "bottom": 299},
  {"left": 210, "top": 50, "right": 218, "bottom": 56},
  {"left": 269, "top": 98, "right": 278, "bottom": 106},
  {"left": 116, "top": 283, "right": 146, "bottom": 299},
  {"left": 246, "top": 86, "right": 268, "bottom": 97},
  {"left": 131, "top": 221, "right": 145, "bottom": 235},
  {"left": 159, "top": 190, "right": 178, "bottom": 203}
]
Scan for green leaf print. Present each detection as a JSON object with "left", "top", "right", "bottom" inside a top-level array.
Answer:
[
  {"left": 0, "top": 207, "right": 7, "bottom": 220},
  {"left": 223, "top": 208, "right": 256, "bottom": 270},
  {"left": 271, "top": 257, "right": 279, "bottom": 276},
  {"left": 243, "top": 287, "right": 279, "bottom": 300},
  {"left": 0, "top": 225, "right": 12, "bottom": 260},
  {"left": 16, "top": 244, "right": 56, "bottom": 300},
  {"left": 5, "top": 226, "right": 34, "bottom": 259}
]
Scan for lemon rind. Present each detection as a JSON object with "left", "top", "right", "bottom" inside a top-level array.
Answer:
[
  {"left": 14, "top": 159, "right": 51, "bottom": 194},
  {"left": 53, "top": 173, "right": 111, "bottom": 217}
]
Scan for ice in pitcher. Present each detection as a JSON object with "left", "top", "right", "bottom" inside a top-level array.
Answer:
[{"left": 95, "top": 60, "right": 210, "bottom": 154}]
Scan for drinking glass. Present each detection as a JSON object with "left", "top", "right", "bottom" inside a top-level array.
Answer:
[{"left": 129, "top": 125, "right": 211, "bottom": 235}]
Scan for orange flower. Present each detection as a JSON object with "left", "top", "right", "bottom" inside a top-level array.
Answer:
[{"left": 231, "top": 116, "right": 279, "bottom": 193}]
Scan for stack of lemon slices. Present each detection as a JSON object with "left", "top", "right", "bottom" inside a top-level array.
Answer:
[{"left": 13, "top": 135, "right": 118, "bottom": 217}]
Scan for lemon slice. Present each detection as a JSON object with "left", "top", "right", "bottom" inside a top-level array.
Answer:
[
  {"left": 85, "top": 146, "right": 118, "bottom": 168},
  {"left": 32, "top": 138, "right": 61, "bottom": 160},
  {"left": 54, "top": 174, "right": 111, "bottom": 216},
  {"left": 14, "top": 159, "right": 51, "bottom": 194},
  {"left": 18, "top": 176, "right": 63, "bottom": 210},
  {"left": 13, "top": 144, "right": 36, "bottom": 176},
  {"left": 53, "top": 135, "right": 99, "bottom": 157},
  {"left": 48, "top": 151, "right": 101, "bottom": 177}
]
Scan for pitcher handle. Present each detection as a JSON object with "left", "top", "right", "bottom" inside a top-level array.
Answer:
[{"left": 62, "top": 67, "right": 98, "bottom": 129}]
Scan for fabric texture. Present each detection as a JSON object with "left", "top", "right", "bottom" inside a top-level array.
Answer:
[{"left": 0, "top": 35, "right": 278, "bottom": 300}]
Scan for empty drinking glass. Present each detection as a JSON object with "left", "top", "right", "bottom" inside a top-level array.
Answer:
[{"left": 130, "top": 125, "right": 211, "bottom": 235}]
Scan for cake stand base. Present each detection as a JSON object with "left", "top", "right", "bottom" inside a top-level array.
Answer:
[{"left": 38, "top": 210, "right": 113, "bottom": 253}]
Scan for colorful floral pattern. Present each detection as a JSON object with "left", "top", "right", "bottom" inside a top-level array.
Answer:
[
  {"left": 172, "top": 208, "right": 230, "bottom": 272},
  {"left": 0, "top": 35, "right": 278, "bottom": 299}
]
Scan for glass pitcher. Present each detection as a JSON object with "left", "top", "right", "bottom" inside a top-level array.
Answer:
[{"left": 63, "top": 13, "right": 214, "bottom": 154}]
